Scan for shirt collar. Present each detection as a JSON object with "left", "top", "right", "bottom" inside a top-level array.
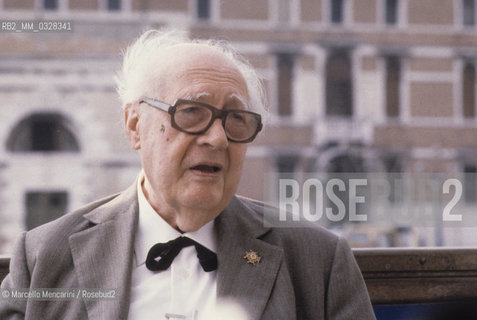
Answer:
[{"left": 134, "top": 171, "right": 217, "bottom": 267}]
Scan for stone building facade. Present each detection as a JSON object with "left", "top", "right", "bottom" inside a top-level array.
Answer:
[{"left": 1, "top": 0, "right": 477, "bottom": 252}]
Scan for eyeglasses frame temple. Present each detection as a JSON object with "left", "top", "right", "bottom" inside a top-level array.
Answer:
[{"left": 140, "top": 97, "right": 172, "bottom": 113}]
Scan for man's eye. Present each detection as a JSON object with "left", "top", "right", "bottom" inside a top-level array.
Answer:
[
  {"left": 229, "top": 112, "right": 247, "bottom": 123},
  {"left": 180, "top": 106, "right": 201, "bottom": 114}
]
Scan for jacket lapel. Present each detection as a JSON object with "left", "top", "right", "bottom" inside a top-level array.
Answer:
[
  {"left": 216, "top": 196, "right": 293, "bottom": 319},
  {"left": 69, "top": 184, "right": 139, "bottom": 320},
  {"left": 67, "top": 187, "right": 292, "bottom": 319}
]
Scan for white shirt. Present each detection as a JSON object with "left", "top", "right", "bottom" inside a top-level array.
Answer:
[{"left": 128, "top": 173, "right": 217, "bottom": 320}]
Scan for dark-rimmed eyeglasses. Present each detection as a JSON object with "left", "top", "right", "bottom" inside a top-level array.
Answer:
[{"left": 139, "top": 98, "right": 263, "bottom": 143}]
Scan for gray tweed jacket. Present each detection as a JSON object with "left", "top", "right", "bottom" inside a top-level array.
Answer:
[{"left": 0, "top": 183, "right": 375, "bottom": 319}]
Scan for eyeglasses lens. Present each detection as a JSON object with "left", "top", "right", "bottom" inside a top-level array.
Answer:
[
  {"left": 225, "top": 112, "right": 259, "bottom": 141},
  {"left": 174, "top": 103, "right": 212, "bottom": 132},
  {"left": 174, "top": 102, "right": 259, "bottom": 142}
]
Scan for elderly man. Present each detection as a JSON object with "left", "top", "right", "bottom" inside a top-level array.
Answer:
[{"left": 0, "top": 30, "right": 375, "bottom": 319}]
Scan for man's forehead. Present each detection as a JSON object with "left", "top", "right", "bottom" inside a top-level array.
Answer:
[
  {"left": 162, "top": 45, "right": 243, "bottom": 79},
  {"left": 163, "top": 44, "right": 227, "bottom": 67},
  {"left": 152, "top": 44, "right": 249, "bottom": 106}
]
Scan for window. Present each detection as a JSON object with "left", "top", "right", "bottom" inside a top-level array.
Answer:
[
  {"left": 330, "top": 0, "right": 344, "bottom": 24},
  {"left": 275, "top": 155, "right": 299, "bottom": 206},
  {"left": 382, "top": 152, "right": 403, "bottom": 203},
  {"left": 463, "top": 0, "right": 475, "bottom": 26},
  {"left": 43, "top": 0, "right": 58, "bottom": 10},
  {"left": 25, "top": 191, "right": 68, "bottom": 230},
  {"left": 326, "top": 153, "right": 367, "bottom": 225},
  {"left": 277, "top": 0, "right": 291, "bottom": 22},
  {"left": 197, "top": 0, "right": 211, "bottom": 20},
  {"left": 276, "top": 155, "right": 299, "bottom": 173},
  {"left": 7, "top": 113, "right": 80, "bottom": 152},
  {"left": 328, "top": 153, "right": 366, "bottom": 173},
  {"left": 385, "top": 0, "right": 398, "bottom": 25},
  {"left": 107, "top": 0, "right": 121, "bottom": 11},
  {"left": 326, "top": 50, "right": 353, "bottom": 116},
  {"left": 385, "top": 56, "right": 401, "bottom": 118},
  {"left": 463, "top": 62, "right": 476, "bottom": 118},
  {"left": 276, "top": 53, "right": 294, "bottom": 116},
  {"left": 464, "top": 165, "right": 477, "bottom": 203}
]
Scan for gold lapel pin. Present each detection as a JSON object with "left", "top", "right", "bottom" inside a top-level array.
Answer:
[{"left": 244, "top": 250, "right": 261, "bottom": 265}]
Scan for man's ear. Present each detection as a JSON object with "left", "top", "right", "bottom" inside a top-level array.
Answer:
[{"left": 124, "top": 103, "right": 141, "bottom": 150}]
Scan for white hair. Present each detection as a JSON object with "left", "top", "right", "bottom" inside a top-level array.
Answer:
[{"left": 115, "top": 29, "right": 268, "bottom": 120}]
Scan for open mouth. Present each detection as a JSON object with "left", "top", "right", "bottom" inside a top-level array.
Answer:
[{"left": 191, "top": 164, "right": 221, "bottom": 173}]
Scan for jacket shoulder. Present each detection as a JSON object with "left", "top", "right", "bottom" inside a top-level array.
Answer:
[{"left": 234, "top": 196, "right": 356, "bottom": 306}]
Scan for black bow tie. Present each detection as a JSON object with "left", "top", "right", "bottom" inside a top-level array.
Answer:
[{"left": 146, "top": 236, "right": 217, "bottom": 272}]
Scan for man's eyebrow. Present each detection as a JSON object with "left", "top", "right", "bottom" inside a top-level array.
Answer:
[
  {"left": 181, "top": 92, "right": 248, "bottom": 108},
  {"left": 228, "top": 94, "right": 248, "bottom": 109},
  {"left": 183, "top": 92, "right": 211, "bottom": 101}
]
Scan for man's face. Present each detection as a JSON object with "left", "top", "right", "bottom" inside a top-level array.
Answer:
[{"left": 125, "top": 46, "right": 250, "bottom": 232}]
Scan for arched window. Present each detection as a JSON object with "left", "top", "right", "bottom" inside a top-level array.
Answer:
[
  {"left": 326, "top": 50, "right": 353, "bottom": 117},
  {"left": 327, "top": 153, "right": 365, "bottom": 173},
  {"left": 7, "top": 113, "right": 80, "bottom": 152},
  {"left": 276, "top": 154, "right": 299, "bottom": 173}
]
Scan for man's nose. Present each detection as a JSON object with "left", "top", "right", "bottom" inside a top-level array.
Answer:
[{"left": 197, "top": 118, "right": 228, "bottom": 149}]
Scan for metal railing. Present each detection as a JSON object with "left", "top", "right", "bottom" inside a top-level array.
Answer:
[{"left": 355, "top": 247, "right": 477, "bottom": 304}]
